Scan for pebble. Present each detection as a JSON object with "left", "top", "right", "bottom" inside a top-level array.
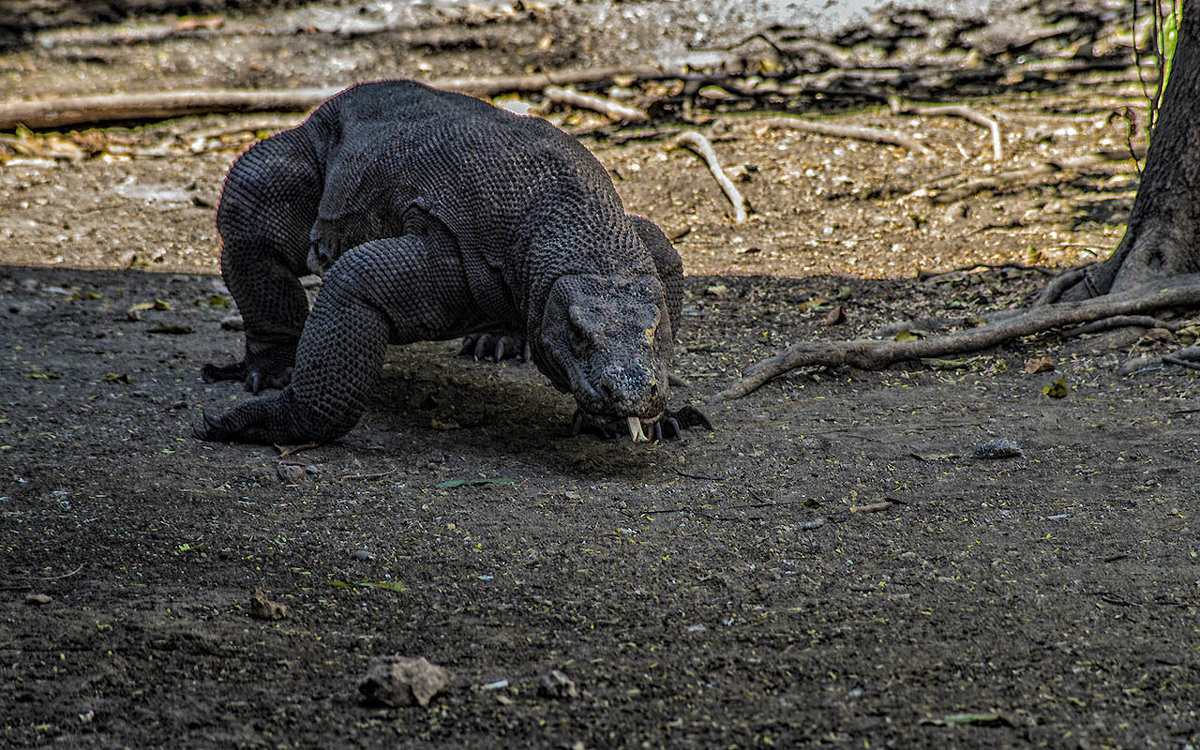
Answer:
[
  {"left": 971, "top": 438, "right": 1023, "bottom": 459},
  {"left": 277, "top": 463, "right": 306, "bottom": 483},
  {"left": 539, "top": 670, "right": 578, "bottom": 699}
]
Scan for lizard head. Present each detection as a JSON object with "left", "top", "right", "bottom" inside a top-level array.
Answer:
[{"left": 535, "top": 273, "right": 673, "bottom": 440}]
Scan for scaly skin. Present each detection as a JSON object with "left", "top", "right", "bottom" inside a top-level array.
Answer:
[{"left": 196, "top": 79, "right": 709, "bottom": 445}]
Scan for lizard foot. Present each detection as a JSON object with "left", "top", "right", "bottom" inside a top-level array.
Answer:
[
  {"left": 570, "top": 405, "right": 712, "bottom": 443},
  {"left": 193, "top": 401, "right": 279, "bottom": 444},
  {"left": 193, "top": 390, "right": 344, "bottom": 445},
  {"left": 459, "top": 331, "right": 530, "bottom": 362},
  {"left": 201, "top": 342, "right": 297, "bottom": 394}
]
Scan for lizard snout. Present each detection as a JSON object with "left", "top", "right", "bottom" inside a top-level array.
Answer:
[{"left": 592, "top": 360, "right": 664, "bottom": 416}]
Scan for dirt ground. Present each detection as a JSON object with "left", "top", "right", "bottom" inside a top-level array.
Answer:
[{"left": 2, "top": 2, "right": 1199, "bottom": 748}]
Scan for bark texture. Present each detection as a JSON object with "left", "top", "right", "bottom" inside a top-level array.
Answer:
[{"left": 1054, "top": 0, "right": 1200, "bottom": 301}]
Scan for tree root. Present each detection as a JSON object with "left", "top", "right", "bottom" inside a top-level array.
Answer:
[
  {"left": 713, "top": 281, "right": 1200, "bottom": 401},
  {"left": 1034, "top": 263, "right": 1099, "bottom": 305},
  {"left": 1119, "top": 346, "right": 1200, "bottom": 375},
  {"left": 670, "top": 131, "right": 748, "bottom": 224},
  {"left": 1064, "top": 315, "right": 1182, "bottom": 337}
]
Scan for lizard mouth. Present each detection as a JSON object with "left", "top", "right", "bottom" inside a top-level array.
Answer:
[{"left": 571, "top": 410, "right": 665, "bottom": 443}]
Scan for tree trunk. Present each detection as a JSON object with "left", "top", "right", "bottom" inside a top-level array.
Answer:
[{"left": 1052, "top": 0, "right": 1200, "bottom": 302}]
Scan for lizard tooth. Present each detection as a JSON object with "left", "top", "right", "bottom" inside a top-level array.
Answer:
[{"left": 627, "top": 416, "right": 649, "bottom": 443}]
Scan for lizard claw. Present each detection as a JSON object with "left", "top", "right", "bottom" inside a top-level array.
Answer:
[
  {"left": 201, "top": 342, "right": 297, "bottom": 392},
  {"left": 667, "top": 405, "right": 712, "bottom": 432},
  {"left": 460, "top": 331, "right": 529, "bottom": 362},
  {"left": 193, "top": 410, "right": 227, "bottom": 441}
]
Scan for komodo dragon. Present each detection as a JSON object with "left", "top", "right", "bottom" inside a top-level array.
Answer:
[{"left": 195, "top": 79, "right": 709, "bottom": 445}]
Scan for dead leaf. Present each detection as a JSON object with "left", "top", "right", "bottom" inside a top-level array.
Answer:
[
  {"left": 1024, "top": 357, "right": 1055, "bottom": 374},
  {"left": 1043, "top": 376, "right": 1068, "bottom": 399}
]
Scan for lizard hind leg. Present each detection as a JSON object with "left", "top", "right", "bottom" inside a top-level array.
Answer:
[{"left": 204, "top": 127, "right": 324, "bottom": 393}]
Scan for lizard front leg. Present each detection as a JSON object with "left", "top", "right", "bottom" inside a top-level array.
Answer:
[{"left": 197, "top": 235, "right": 470, "bottom": 444}]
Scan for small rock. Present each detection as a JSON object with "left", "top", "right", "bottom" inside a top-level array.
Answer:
[
  {"left": 359, "top": 656, "right": 453, "bottom": 707},
  {"left": 25, "top": 593, "right": 53, "bottom": 606},
  {"left": 277, "top": 463, "right": 306, "bottom": 483},
  {"left": 219, "top": 314, "right": 245, "bottom": 331},
  {"left": 539, "top": 669, "right": 578, "bottom": 700},
  {"left": 249, "top": 588, "right": 287, "bottom": 621},
  {"left": 971, "top": 438, "right": 1023, "bottom": 460}
]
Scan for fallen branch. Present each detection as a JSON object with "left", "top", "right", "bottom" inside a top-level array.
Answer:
[
  {"left": 755, "top": 114, "right": 931, "bottom": 154},
  {"left": 0, "top": 67, "right": 668, "bottom": 130},
  {"left": 714, "top": 280, "right": 1200, "bottom": 401},
  {"left": 542, "top": 86, "right": 647, "bottom": 121},
  {"left": 671, "top": 131, "right": 748, "bottom": 224},
  {"left": 889, "top": 97, "right": 1003, "bottom": 160},
  {"left": 0, "top": 89, "right": 340, "bottom": 131}
]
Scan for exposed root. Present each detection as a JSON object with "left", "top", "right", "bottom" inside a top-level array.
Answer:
[
  {"left": 714, "top": 281, "right": 1200, "bottom": 401},
  {"left": 756, "top": 115, "right": 931, "bottom": 154},
  {"left": 1063, "top": 315, "right": 1182, "bottom": 337},
  {"left": 671, "top": 131, "right": 748, "bottom": 225},
  {"left": 1119, "top": 346, "right": 1200, "bottom": 376},
  {"left": 1034, "top": 264, "right": 1098, "bottom": 305}
]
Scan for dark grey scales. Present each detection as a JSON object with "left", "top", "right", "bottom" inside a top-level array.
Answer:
[{"left": 196, "top": 79, "right": 710, "bottom": 445}]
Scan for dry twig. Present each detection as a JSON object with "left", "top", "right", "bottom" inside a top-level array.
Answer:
[
  {"left": 889, "top": 97, "right": 1003, "bottom": 160},
  {"left": 715, "top": 279, "right": 1200, "bottom": 401},
  {"left": 850, "top": 501, "right": 894, "bottom": 514},
  {"left": 756, "top": 115, "right": 931, "bottom": 154},
  {"left": 671, "top": 131, "right": 748, "bottom": 224},
  {"left": 542, "top": 86, "right": 647, "bottom": 121}
]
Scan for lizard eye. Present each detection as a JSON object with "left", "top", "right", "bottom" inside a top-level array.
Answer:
[{"left": 566, "top": 307, "right": 592, "bottom": 353}]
